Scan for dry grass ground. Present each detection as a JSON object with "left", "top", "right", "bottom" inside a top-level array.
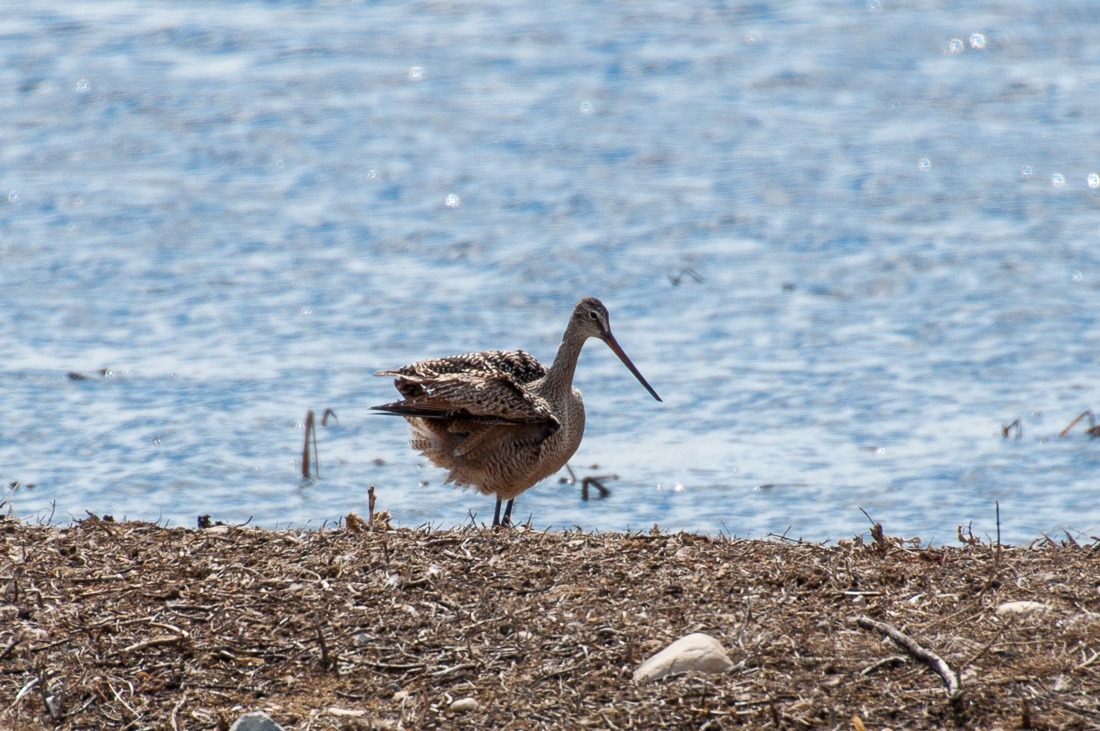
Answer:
[{"left": 1, "top": 514, "right": 1098, "bottom": 730}]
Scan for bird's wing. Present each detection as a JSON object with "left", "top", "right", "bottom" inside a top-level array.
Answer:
[
  {"left": 376, "top": 349, "right": 547, "bottom": 384},
  {"left": 372, "top": 370, "right": 557, "bottom": 427}
]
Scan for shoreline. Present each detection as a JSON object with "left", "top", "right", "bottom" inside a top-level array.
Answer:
[{"left": 2, "top": 515, "right": 1097, "bottom": 729}]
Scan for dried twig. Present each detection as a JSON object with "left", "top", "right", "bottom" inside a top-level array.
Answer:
[
  {"left": 316, "top": 622, "right": 332, "bottom": 671},
  {"left": 302, "top": 410, "right": 318, "bottom": 479},
  {"left": 856, "top": 615, "right": 962, "bottom": 700},
  {"left": 1076, "top": 649, "right": 1100, "bottom": 671},
  {"left": 1059, "top": 410, "right": 1098, "bottom": 438},
  {"left": 0, "top": 637, "right": 17, "bottom": 663},
  {"left": 735, "top": 597, "right": 754, "bottom": 648},
  {"left": 561, "top": 463, "right": 616, "bottom": 500},
  {"left": 859, "top": 508, "right": 891, "bottom": 552},
  {"left": 995, "top": 501, "right": 1002, "bottom": 559},
  {"left": 768, "top": 697, "right": 781, "bottom": 728},
  {"left": 668, "top": 267, "right": 704, "bottom": 286},
  {"left": 960, "top": 623, "right": 1008, "bottom": 670},
  {"left": 429, "top": 662, "right": 477, "bottom": 678},
  {"left": 169, "top": 691, "right": 187, "bottom": 731},
  {"left": 122, "top": 635, "right": 187, "bottom": 654},
  {"left": 859, "top": 655, "right": 907, "bottom": 675}
]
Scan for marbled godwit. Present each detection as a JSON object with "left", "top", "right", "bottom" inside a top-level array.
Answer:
[{"left": 372, "top": 297, "right": 661, "bottom": 527}]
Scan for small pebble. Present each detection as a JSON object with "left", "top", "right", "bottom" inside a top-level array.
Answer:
[
  {"left": 996, "top": 600, "right": 1050, "bottom": 616},
  {"left": 229, "top": 711, "right": 285, "bottom": 731},
  {"left": 449, "top": 697, "right": 479, "bottom": 712}
]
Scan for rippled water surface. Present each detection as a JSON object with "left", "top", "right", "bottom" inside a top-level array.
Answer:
[{"left": 3, "top": 1, "right": 1099, "bottom": 543}]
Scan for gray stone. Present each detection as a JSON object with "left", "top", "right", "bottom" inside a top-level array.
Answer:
[{"left": 229, "top": 711, "right": 285, "bottom": 731}]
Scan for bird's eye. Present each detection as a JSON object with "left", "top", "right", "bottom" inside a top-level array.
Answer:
[{"left": 588, "top": 309, "right": 599, "bottom": 320}]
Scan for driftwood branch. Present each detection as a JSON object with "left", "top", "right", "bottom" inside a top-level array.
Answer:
[{"left": 856, "top": 615, "right": 962, "bottom": 700}]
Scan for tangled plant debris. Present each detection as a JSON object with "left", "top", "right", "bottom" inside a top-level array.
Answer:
[{"left": 1, "top": 515, "right": 1098, "bottom": 729}]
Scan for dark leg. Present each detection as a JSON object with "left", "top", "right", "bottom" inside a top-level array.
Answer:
[
  {"left": 501, "top": 498, "right": 515, "bottom": 527},
  {"left": 492, "top": 497, "right": 503, "bottom": 527}
]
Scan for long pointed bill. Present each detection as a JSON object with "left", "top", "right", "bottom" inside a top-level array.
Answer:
[{"left": 602, "top": 332, "right": 662, "bottom": 402}]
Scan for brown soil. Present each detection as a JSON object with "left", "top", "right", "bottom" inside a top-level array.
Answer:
[{"left": 1, "top": 514, "right": 1098, "bottom": 730}]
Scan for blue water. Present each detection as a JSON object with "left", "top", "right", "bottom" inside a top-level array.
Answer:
[{"left": 3, "top": 1, "right": 1099, "bottom": 544}]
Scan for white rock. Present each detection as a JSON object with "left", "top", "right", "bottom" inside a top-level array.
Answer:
[
  {"left": 229, "top": 711, "right": 285, "bottom": 731},
  {"left": 449, "top": 697, "right": 479, "bottom": 712},
  {"left": 996, "top": 600, "right": 1050, "bottom": 616},
  {"left": 633, "top": 632, "right": 734, "bottom": 683}
]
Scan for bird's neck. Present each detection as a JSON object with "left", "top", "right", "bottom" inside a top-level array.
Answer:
[{"left": 541, "top": 327, "right": 588, "bottom": 395}]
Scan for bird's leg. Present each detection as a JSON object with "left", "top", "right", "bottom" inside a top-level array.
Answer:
[
  {"left": 501, "top": 498, "right": 515, "bottom": 527},
  {"left": 492, "top": 497, "right": 503, "bottom": 528}
]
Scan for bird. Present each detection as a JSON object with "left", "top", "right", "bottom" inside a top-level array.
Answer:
[{"left": 372, "top": 296, "right": 661, "bottom": 527}]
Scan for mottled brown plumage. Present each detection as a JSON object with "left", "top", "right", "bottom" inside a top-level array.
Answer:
[{"left": 373, "top": 297, "right": 661, "bottom": 526}]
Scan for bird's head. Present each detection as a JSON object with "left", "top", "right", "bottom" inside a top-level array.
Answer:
[{"left": 572, "top": 297, "right": 661, "bottom": 402}]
